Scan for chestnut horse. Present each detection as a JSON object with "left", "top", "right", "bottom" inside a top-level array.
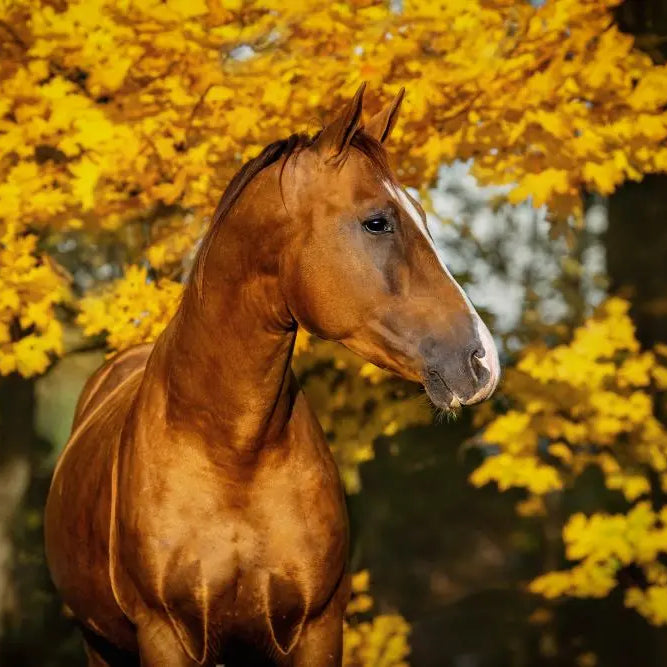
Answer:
[{"left": 45, "top": 84, "right": 500, "bottom": 666}]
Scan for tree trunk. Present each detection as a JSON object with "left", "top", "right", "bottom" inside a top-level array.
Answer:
[
  {"left": 607, "top": 176, "right": 667, "bottom": 348},
  {"left": 0, "top": 374, "right": 34, "bottom": 636}
]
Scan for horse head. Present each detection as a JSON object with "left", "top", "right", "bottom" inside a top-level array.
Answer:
[{"left": 278, "top": 84, "right": 500, "bottom": 409}]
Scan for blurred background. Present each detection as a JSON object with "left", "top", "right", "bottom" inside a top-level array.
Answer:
[{"left": 2, "top": 0, "right": 667, "bottom": 665}]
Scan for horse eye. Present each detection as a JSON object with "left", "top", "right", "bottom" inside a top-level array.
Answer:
[{"left": 362, "top": 216, "right": 393, "bottom": 235}]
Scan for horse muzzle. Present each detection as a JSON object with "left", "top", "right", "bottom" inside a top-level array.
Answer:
[{"left": 420, "top": 316, "right": 500, "bottom": 410}]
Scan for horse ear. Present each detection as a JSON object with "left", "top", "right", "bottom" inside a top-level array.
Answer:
[
  {"left": 315, "top": 82, "right": 366, "bottom": 164},
  {"left": 364, "top": 87, "right": 405, "bottom": 144}
]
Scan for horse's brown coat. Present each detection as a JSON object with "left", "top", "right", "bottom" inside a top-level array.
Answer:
[{"left": 45, "top": 86, "right": 499, "bottom": 666}]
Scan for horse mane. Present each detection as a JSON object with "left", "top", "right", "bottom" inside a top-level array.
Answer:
[{"left": 189, "top": 129, "right": 395, "bottom": 301}]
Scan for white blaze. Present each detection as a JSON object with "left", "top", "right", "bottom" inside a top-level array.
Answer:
[{"left": 387, "top": 182, "right": 500, "bottom": 405}]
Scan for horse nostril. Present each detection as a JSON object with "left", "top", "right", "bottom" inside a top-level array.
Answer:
[{"left": 469, "top": 348, "right": 485, "bottom": 384}]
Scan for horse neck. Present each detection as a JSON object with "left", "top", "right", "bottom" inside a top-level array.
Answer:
[{"left": 158, "top": 176, "right": 297, "bottom": 455}]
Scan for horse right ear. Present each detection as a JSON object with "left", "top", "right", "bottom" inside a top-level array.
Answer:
[
  {"left": 365, "top": 87, "right": 405, "bottom": 144},
  {"left": 314, "top": 82, "right": 366, "bottom": 165}
]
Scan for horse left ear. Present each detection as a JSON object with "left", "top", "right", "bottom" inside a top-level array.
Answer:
[
  {"left": 315, "top": 82, "right": 366, "bottom": 164},
  {"left": 364, "top": 87, "right": 405, "bottom": 144}
]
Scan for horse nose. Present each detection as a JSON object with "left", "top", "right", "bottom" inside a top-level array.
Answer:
[
  {"left": 443, "top": 342, "right": 490, "bottom": 401},
  {"left": 420, "top": 331, "right": 500, "bottom": 409},
  {"left": 421, "top": 340, "right": 479, "bottom": 402}
]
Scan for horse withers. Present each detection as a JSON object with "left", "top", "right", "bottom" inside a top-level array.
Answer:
[{"left": 45, "top": 84, "right": 500, "bottom": 666}]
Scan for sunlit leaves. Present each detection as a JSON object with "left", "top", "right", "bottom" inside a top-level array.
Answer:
[
  {"left": 470, "top": 452, "right": 563, "bottom": 494},
  {"left": 0, "top": 223, "right": 69, "bottom": 376},
  {"left": 77, "top": 265, "right": 182, "bottom": 351},
  {"left": 344, "top": 570, "right": 411, "bottom": 667},
  {"left": 473, "top": 298, "right": 667, "bottom": 624},
  {"left": 531, "top": 503, "right": 667, "bottom": 623}
]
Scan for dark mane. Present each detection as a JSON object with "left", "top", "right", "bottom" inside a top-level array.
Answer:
[{"left": 189, "top": 129, "right": 395, "bottom": 300}]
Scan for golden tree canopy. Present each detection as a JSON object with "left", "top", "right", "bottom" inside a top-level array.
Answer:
[{"left": 2, "top": 0, "right": 667, "bottom": 375}]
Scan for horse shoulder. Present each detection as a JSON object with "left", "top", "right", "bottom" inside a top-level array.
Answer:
[{"left": 45, "top": 356, "right": 150, "bottom": 652}]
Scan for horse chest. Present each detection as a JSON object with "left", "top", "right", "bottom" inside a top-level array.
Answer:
[
  {"left": 220, "top": 456, "right": 348, "bottom": 610},
  {"left": 119, "top": 407, "right": 348, "bottom": 657},
  {"left": 150, "top": 458, "right": 347, "bottom": 658},
  {"left": 148, "top": 448, "right": 346, "bottom": 599}
]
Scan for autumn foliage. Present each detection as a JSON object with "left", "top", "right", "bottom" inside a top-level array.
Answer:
[
  {"left": 3, "top": 0, "right": 667, "bottom": 653},
  {"left": 472, "top": 299, "right": 667, "bottom": 624},
  {"left": 4, "top": 0, "right": 667, "bottom": 376}
]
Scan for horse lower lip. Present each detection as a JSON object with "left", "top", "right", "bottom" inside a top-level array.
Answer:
[{"left": 425, "top": 369, "right": 456, "bottom": 408}]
